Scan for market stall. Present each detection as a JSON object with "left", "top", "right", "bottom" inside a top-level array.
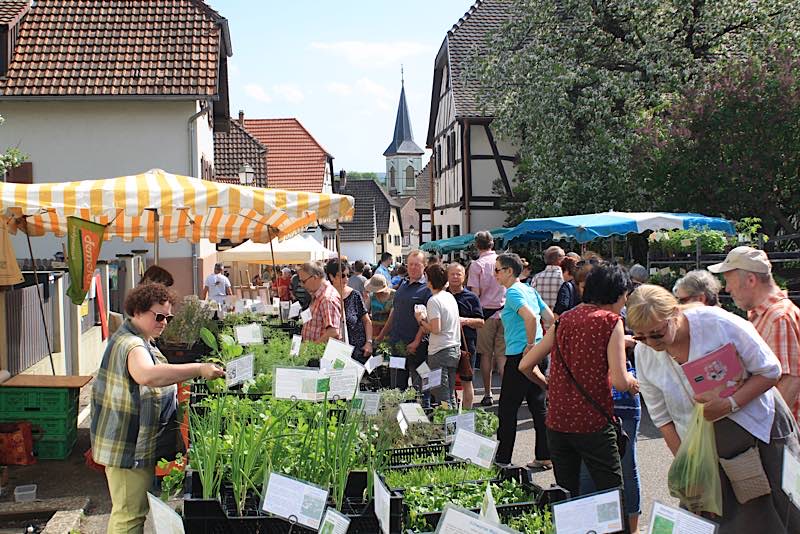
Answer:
[{"left": 421, "top": 227, "right": 512, "bottom": 255}]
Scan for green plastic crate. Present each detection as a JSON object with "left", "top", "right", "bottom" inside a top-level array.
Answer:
[
  {"left": 0, "top": 387, "right": 79, "bottom": 416},
  {"left": 34, "top": 428, "right": 77, "bottom": 460},
  {"left": 1, "top": 404, "right": 78, "bottom": 442}
]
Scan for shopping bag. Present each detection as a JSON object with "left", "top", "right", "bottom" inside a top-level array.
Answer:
[
  {"left": 0, "top": 422, "right": 36, "bottom": 465},
  {"left": 667, "top": 404, "right": 723, "bottom": 515}
]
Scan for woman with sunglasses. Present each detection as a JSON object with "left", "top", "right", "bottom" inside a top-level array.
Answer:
[
  {"left": 325, "top": 258, "right": 373, "bottom": 362},
  {"left": 672, "top": 269, "right": 722, "bottom": 306},
  {"left": 91, "top": 283, "right": 224, "bottom": 533},
  {"left": 627, "top": 284, "right": 799, "bottom": 533}
]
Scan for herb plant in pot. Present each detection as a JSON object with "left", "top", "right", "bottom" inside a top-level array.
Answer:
[{"left": 158, "top": 295, "right": 217, "bottom": 363}]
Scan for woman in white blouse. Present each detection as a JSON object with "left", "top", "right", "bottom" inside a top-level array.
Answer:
[{"left": 626, "top": 284, "right": 799, "bottom": 533}]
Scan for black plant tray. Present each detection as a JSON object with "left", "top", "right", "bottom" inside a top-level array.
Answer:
[
  {"left": 388, "top": 443, "right": 449, "bottom": 466},
  {"left": 159, "top": 342, "right": 208, "bottom": 364}
]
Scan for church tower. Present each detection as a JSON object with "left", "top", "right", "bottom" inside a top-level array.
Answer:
[{"left": 384, "top": 72, "right": 423, "bottom": 197}]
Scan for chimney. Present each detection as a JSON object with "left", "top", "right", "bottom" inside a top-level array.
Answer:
[
  {"left": 238, "top": 110, "right": 245, "bottom": 123},
  {"left": 338, "top": 170, "right": 347, "bottom": 192},
  {"left": 0, "top": 2, "right": 31, "bottom": 77}
]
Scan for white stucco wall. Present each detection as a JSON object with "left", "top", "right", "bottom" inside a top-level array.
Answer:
[
  {"left": 0, "top": 99, "right": 213, "bottom": 261},
  {"left": 341, "top": 241, "right": 375, "bottom": 264}
]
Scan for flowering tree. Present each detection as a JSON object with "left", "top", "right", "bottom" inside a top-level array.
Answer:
[
  {"left": 474, "top": 0, "right": 800, "bottom": 225},
  {"left": 0, "top": 115, "right": 25, "bottom": 178},
  {"left": 634, "top": 50, "right": 800, "bottom": 237}
]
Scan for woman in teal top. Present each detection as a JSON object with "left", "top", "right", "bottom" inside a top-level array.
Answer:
[
  {"left": 366, "top": 274, "right": 395, "bottom": 337},
  {"left": 494, "top": 252, "right": 554, "bottom": 467}
]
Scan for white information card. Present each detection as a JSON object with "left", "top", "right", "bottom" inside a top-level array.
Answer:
[
  {"left": 354, "top": 391, "right": 381, "bottom": 416},
  {"left": 290, "top": 335, "right": 302, "bottom": 357},
  {"left": 374, "top": 470, "right": 391, "bottom": 534},
  {"left": 225, "top": 353, "right": 254, "bottom": 388},
  {"left": 319, "top": 507, "right": 351, "bottom": 534},
  {"left": 389, "top": 356, "right": 406, "bottom": 369},
  {"left": 782, "top": 445, "right": 800, "bottom": 507},
  {"left": 289, "top": 301, "right": 302, "bottom": 319},
  {"left": 646, "top": 501, "right": 718, "bottom": 534},
  {"left": 444, "top": 412, "right": 476, "bottom": 444},
  {"left": 321, "top": 338, "right": 356, "bottom": 368},
  {"left": 319, "top": 367, "right": 360, "bottom": 400},
  {"left": 365, "top": 355, "right": 383, "bottom": 374},
  {"left": 262, "top": 472, "right": 329, "bottom": 530},
  {"left": 450, "top": 428, "right": 498, "bottom": 469},
  {"left": 146, "top": 493, "right": 185, "bottom": 534},
  {"left": 234, "top": 323, "right": 263, "bottom": 345},
  {"left": 399, "top": 402, "right": 429, "bottom": 424},
  {"left": 434, "top": 504, "right": 520, "bottom": 534},
  {"left": 273, "top": 367, "right": 328, "bottom": 401},
  {"left": 300, "top": 307, "right": 313, "bottom": 324},
  {"left": 552, "top": 488, "right": 624, "bottom": 534},
  {"left": 421, "top": 368, "right": 443, "bottom": 391}
]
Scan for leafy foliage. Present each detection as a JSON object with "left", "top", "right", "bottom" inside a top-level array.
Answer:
[{"left": 473, "top": 0, "right": 800, "bottom": 228}]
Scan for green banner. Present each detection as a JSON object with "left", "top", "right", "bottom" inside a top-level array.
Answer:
[{"left": 66, "top": 216, "right": 106, "bottom": 305}]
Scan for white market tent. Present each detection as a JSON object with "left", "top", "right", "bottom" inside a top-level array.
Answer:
[{"left": 218, "top": 234, "right": 334, "bottom": 265}]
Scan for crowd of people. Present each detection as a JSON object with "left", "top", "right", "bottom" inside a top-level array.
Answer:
[{"left": 92, "top": 231, "right": 800, "bottom": 533}]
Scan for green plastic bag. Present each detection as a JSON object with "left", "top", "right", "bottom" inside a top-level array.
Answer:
[{"left": 667, "top": 404, "right": 723, "bottom": 516}]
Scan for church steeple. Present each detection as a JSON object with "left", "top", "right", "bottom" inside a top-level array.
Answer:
[{"left": 383, "top": 74, "right": 424, "bottom": 157}]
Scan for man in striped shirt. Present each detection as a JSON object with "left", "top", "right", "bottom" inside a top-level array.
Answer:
[
  {"left": 710, "top": 246, "right": 800, "bottom": 420},
  {"left": 531, "top": 246, "right": 565, "bottom": 315}
]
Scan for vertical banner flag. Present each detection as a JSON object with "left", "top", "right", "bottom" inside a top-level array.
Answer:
[{"left": 66, "top": 216, "right": 106, "bottom": 305}]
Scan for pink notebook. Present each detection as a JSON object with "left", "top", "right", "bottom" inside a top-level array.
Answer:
[{"left": 681, "top": 343, "right": 743, "bottom": 398}]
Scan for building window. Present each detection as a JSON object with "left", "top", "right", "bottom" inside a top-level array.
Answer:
[
  {"left": 405, "top": 166, "right": 415, "bottom": 188},
  {"left": 389, "top": 167, "right": 396, "bottom": 189},
  {"left": 446, "top": 136, "right": 451, "bottom": 168},
  {"left": 394, "top": 235, "right": 400, "bottom": 246}
]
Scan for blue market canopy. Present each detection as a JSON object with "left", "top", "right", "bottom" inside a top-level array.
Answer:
[
  {"left": 421, "top": 227, "right": 512, "bottom": 254},
  {"left": 504, "top": 212, "right": 736, "bottom": 244}
]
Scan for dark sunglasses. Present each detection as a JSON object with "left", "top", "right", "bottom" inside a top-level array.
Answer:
[
  {"left": 148, "top": 310, "right": 174, "bottom": 324},
  {"left": 632, "top": 320, "right": 670, "bottom": 342},
  {"left": 677, "top": 295, "right": 697, "bottom": 304},
  {"left": 494, "top": 267, "right": 507, "bottom": 273}
]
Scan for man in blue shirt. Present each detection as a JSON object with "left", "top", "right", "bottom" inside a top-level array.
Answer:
[
  {"left": 447, "top": 263, "right": 484, "bottom": 409},
  {"left": 377, "top": 250, "right": 431, "bottom": 395},
  {"left": 375, "top": 252, "right": 393, "bottom": 284}
]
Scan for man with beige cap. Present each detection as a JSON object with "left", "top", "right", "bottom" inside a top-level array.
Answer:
[{"left": 709, "top": 246, "right": 800, "bottom": 420}]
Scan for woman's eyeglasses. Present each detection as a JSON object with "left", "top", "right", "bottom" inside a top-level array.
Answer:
[
  {"left": 677, "top": 295, "right": 698, "bottom": 305},
  {"left": 494, "top": 267, "right": 507, "bottom": 273},
  {"left": 148, "top": 310, "right": 175, "bottom": 324},
  {"left": 632, "top": 319, "right": 670, "bottom": 342}
]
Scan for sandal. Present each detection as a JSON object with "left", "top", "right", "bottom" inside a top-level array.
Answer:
[{"left": 527, "top": 460, "right": 553, "bottom": 470}]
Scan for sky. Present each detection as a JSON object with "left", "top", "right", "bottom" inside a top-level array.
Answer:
[{"left": 210, "top": 0, "right": 476, "bottom": 173}]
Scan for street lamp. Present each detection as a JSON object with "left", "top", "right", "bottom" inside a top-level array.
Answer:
[{"left": 238, "top": 163, "right": 255, "bottom": 186}]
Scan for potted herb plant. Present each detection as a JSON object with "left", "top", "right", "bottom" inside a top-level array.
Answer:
[{"left": 158, "top": 295, "right": 217, "bottom": 363}]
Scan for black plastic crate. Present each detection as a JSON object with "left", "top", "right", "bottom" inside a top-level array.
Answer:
[{"left": 388, "top": 443, "right": 449, "bottom": 466}]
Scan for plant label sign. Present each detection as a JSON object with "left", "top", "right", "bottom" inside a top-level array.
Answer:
[
  {"left": 450, "top": 428, "right": 498, "bottom": 469},
  {"left": 234, "top": 300, "right": 248, "bottom": 314},
  {"left": 355, "top": 391, "right": 381, "bottom": 416},
  {"left": 262, "top": 472, "right": 329, "bottom": 530},
  {"left": 290, "top": 335, "right": 302, "bottom": 357},
  {"left": 389, "top": 356, "right": 406, "bottom": 369},
  {"left": 416, "top": 362, "right": 431, "bottom": 376},
  {"left": 146, "top": 492, "right": 185, "bottom": 534},
  {"left": 322, "top": 338, "right": 355, "bottom": 368},
  {"left": 552, "top": 488, "right": 624, "bottom": 534},
  {"left": 300, "top": 307, "right": 313, "bottom": 324},
  {"left": 421, "top": 368, "right": 443, "bottom": 392},
  {"left": 319, "top": 507, "right": 351, "bottom": 534},
  {"left": 399, "top": 402, "right": 429, "bottom": 424},
  {"left": 434, "top": 504, "right": 519, "bottom": 534},
  {"left": 374, "top": 470, "right": 392, "bottom": 534},
  {"left": 234, "top": 323, "right": 263, "bottom": 345},
  {"left": 289, "top": 301, "right": 302, "bottom": 319},
  {"left": 396, "top": 409, "right": 409, "bottom": 435},
  {"left": 782, "top": 445, "right": 800, "bottom": 507},
  {"left": 444, "top": 412, "right": 476, "bottom": 444},
  {"left": 253, "top": 302, "right": 268, "bottom": 314},
  {"left": 319, "top": 367, "right": 360, "bottom": 400},
  {"left": 273, "top": 367, "right": 327, "bottom": 401},
  {"left": 273, "top": 297, "right": 281, "bottom": 309},
  {"left": 365, "top": 355, "right": 383, "bottom": 374},
  {"left": 646, "top": 501, "right": 718, "bottom": 534},
  {"left": 225, "top": 353, "right": 254, "bottom": 388}
]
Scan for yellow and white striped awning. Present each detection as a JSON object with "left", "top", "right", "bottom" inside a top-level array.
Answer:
[{"left": 0, "top": 169, "right": 354, "bottom": 243}]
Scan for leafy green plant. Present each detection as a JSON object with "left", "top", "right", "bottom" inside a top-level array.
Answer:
[
  {"left": 383, "top": 462, "right": 497, "bottom": 490},
  {"left": 161, "top": 295, "right": 217, "bottom": 347},
  {"left": 189, "top": 396, "right": 228, "bottom": 500},
  {"left": 430, "top": 406, "right": 499, "bottom": 437},
  {"left": 158, "top": 453, "right": 186, "bottom": 501},
  {"left": 506, "top": 509, "right": 555, "bottom": 534}
]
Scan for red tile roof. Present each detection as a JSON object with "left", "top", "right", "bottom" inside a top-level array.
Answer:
[
  {"left": 213, "top": 120, "right": 268, "bottom": 188},
  {"left": 0, "top": 1, "right": 29, "bottom": 25},
  {"left": 0, "top": 0, "right": 229, "bottom": 97},
  {"left": 243, "top": 118, "right": 331, "bottom": 194}
]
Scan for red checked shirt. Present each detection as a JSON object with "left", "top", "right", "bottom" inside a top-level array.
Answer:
[
  {"left": 749, "top": 291, "right": 800, "bottom": 420},
  {"left": 531, "top": 265, "right": 564, "bottom": 310},
  {"left": 301, "top": 280, "right": 342, "bottom": 343}
]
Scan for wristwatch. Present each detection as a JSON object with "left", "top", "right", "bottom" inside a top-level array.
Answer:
[{"left": 728, "top": 395, "right": 741, "bottom": 413}]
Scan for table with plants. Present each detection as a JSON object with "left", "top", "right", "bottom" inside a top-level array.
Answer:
[{"left": 160, "top": 308, "right": 563, "bottom": 533}]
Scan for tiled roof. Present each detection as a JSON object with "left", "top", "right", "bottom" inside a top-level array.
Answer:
[
  {"left": 0, "top": 0, "right": 230, "bottom": 98},
  {"left": 447, "top": 0, "right": 512, "bottom": 118},
  {"left": 337, "top": 179, "right": 398, "bottom": 238},
  {"left": 213, "top": 119, "right": 267, "bottom": 188},
  {"left": 243, "top": 118, "right": 331, "bottom": 194},
  {"left": 414, "top": 161, "right": 432, "bottom": 209},
  {"left": 340, "top": 195, "right": 376, "bottom": 242},
  {"left": 384, "top": 83, "right": 424, "bottom": 156},
  {"left": 0, "top": 1, "right": 29, "bottom": 25}
]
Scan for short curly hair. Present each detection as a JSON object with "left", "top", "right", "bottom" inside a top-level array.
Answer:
[{"left": 124, "top": 283, "right": 178, "bottom": 316}]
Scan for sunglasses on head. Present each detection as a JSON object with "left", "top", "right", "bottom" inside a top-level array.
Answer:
[{"left": 148, "top": 310, "right": 174, "bottom": 324}]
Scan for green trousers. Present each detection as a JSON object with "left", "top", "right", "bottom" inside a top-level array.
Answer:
[{"left": 105, "top": 465, "right": 153, "bottom": 534}]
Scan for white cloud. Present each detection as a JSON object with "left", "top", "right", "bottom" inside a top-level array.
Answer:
[
  {"left": 244, "top": 83, "right": 272, "bottom": 103},
  {"left": 326, "top": 82, "right": 353, "bottom": 96},
  {"left": 272, "top": 83, "right": 305, "bottom": 104},
  {"left": 309, "top": 40, "right": 434, "bottom": 68},
  {"left": 354, "top": 78, "right": 394, "bottom": 110}
]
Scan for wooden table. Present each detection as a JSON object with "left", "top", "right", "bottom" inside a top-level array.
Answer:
[{"left": 0, "top": 375, "right": 92, "bottom": 388}]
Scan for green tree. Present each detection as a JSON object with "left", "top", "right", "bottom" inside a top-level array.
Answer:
[
  {"left": 474, "top": 0, "right": 800, "bottom": 224},
  {"left": 634, "top": 49, "right": 800, "bottom": 238},
  {"left": 345, "top": 171, "right": 379, "bottom": 181}
]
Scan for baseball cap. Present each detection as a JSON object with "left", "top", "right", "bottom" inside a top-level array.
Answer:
[{"left": 707, "top": 246, "right": 771, "bottom": 274}]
